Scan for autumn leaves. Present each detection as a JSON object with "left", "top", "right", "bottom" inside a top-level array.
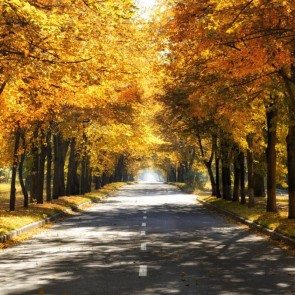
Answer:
[
  {"left": 0, "top": 0, "right": 162, "bottom": 210},
  {"left": 155, "top": 0, "right": 295, "bottom": 218}
]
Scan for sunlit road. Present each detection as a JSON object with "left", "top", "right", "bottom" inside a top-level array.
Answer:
[{"left": 0, "top": 183, "right": 295, "bottom": 295}]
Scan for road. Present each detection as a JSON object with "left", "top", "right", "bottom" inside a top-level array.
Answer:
[{"left": 0, "top": 183, "right": 295, "bottom": 295}]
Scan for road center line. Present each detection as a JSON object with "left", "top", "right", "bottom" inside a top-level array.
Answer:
[
  {"left": 139, "top": 265, "right": 147, "bottom": 277},
  {"left": 140, "top": 231, "right": 146, "bottom": 236},
  {"left": 141, "top": 243, "right": 147, "bottom": 251},
  {"left": 143, "top": 216, "right": 147, "bottom": 219},
  {"left": 142, "top": 223, "right": 146, "bottom": 227}
]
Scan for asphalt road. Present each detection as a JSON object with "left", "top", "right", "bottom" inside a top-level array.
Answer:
[{"left": 0, "top": 183, "right": 295, "bottom": 295}]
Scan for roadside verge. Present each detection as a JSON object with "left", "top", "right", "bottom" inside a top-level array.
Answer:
[
  {"left": 0, "top": 183, "right": 124, "bottom": 244},
  {"left": 196, "top": 197, "right": 295, "bottom": 248}
]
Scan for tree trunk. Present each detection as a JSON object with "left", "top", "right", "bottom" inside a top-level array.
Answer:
[
  {"left": 94, "top": 176, "right": 102, "bottom": 190},
  {"left": 215, "top": 155, "right": 221, "bottom": 198},
  {"left": 287, "top": 124, "right": 295, "bottom": 219},
  {"left": 36, "top": 134, "right": 46, "bottom": 204},
  {"left": 114, "top": 155, "right": 124, "bottom": 182},
  {"left": 18, "top": 133, "right": 29, "bottom": 208},
  {"left": 66, "top": 138, "right": 80, "bottom": 195},
  {"left": 279, "top": 69, "right": 295, "bottom": 218},
  {"left": 46, "top": 131, "right": 52, "bottom": 202},
  {"left": 222, "top": 162, "right": 232, "bottom": 200},
  {"left": 30, "top": 130, "right": 39, "bottom": 202},
  {"left": 197, "top": 134, "right": 216, "bottom": 195},
  {"left": 265, "top": 102, "right": 278, "bottom": 211},
  {"left": 205, "top": 162, "right": 216, "bottom": 196},
  {"left": 239, "top": 152, "right": 246, "bottom": 204},
  {"left": 247, "top": 135, "right": 255, "bottom": 208},
  {"left": 232, "top": 156, "right": 240, "bottom": 202},
  {"left": 10, "top": 127, "right": 21, "bottom": 211},
  {"left": 52, "top": 135, "right": 69, "bottom": 199},
  {"left": 253, "top": 172, "right": 265, "bottom": 197}
]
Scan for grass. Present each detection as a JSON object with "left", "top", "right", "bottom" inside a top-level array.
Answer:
[
  {"left": 198, "top": 194, "right": 295, "bottom": 239},
  {"left": 0, "top": 182, "right": 125, "bottom": 236},
  {"left": 173, "top": 182, "right": 295, "bottom": 239}
]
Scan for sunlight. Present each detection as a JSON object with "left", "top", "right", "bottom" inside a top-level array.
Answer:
[
  {"left": 137, "top": 0, "right": 157, "bottom": 9},
  {"left": 137, "top": 168, "right": 164, "bottom": 183},
  {"left": 136, "top": 0, "right": 158, "bottom": 18}
]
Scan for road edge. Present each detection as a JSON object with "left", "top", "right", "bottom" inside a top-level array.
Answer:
[
  {"left": 196, "top": 197, "right": 295, "bottom": 248},
  {"left": 0, "top": 190, "right": 119, "bottom": 243}
]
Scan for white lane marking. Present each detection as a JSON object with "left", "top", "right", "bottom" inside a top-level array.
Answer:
[
  {"left": 143, "top": 216, "right": 147, "bottom": 219},
  {"left": 139, "top": 265, "right": 147, "bottom": 277},
  {"left": 140, "top": 231, "right": 146, "bottom": 236},
  {"left": 143, "top": 211, "right": 147, "bottom": 214},
  {"left": 142, "top": 223, "right": 146, "bottom": 227},
  {"left": 141, "top": 243, "right": 147, "bottom": 251}
]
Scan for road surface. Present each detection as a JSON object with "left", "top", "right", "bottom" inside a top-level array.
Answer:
[{"left": 0, "top": 183, "right": 294, "bottom": 295}]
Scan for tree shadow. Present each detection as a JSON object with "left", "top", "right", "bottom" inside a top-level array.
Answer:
[{"left": 0, "top": 184, "right": 295, "bottom": 295}]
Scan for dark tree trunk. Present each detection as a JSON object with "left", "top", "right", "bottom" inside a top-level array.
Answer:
[
  {"left": 197, "top": 134, "right": 216, "bottom": 195},
  {"left": 247, "top": 135, "right": 255, "bottom": 208},
  {"left": 265, "top": 102, "right": 278, "bottom": 211},
  {"left": 18, "top": 132, "right": 29, "bottom": 208},
  {"left": 222, "top": 162, "right": 232, "bottom": 200},
  {"left": 46, "top": 131, "right": 52, "bottom": 202},
  {"left": 36, "top": 134, "right": 46, "bottom": 204},
  {"left": 30, "top": 130, "right": 39, "bottom": 202},
  {"left": 215, "top": 155, "right": 221, "bottom": 198},
  {"left": 239, "top": 152, "right": 246, "bottom": 204},
  {"left": 206, "top": 162, "right": 216, "bottom": 196},
  {"left": 232, "top": 156, "right": 240, "bottom": 202},
  {"left": 94, "top": 176, "right": 102, "bottom": 190},
  {"left": 287, "top": 124, "right": 295, "bottom": 219},
  {"left": 52, "top": 135, "right": 69, "bottom": 199},
  {"left": 66, "top": 138, "right": 80, "bottom": 195},
  {"left": 177, "top": 164, "right": 185, "bottom": 183},
  {"left": 114, "top": 156, "right": 124, "bottom": 182},
  {"left": 10, "top": 127, "right": 21, "bottom": 211},
  {"left": 279, "top": 68, "right": 295, "bottom": 218},
  {"left": 101, "top": 172, "right": 108, "bottom": 187},
  {"left": 253, "top": 172, "right": 266, "bottom": 198},
  {"left": 169, "top": 166, "right": 177, "bottom": 182},
  {"left": 220, "top": 136, "right": 231, "bottom": 200}
]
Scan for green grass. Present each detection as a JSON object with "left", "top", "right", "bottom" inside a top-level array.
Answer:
[{"left": 0, "top": 182, "right": 125, "bottom": 236}]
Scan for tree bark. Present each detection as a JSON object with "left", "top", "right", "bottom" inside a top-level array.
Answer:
[
  {"left": 36, "top": 131, "right": 46, "bottom": 204},
  {"left": 232, "top": 156, "right": 240, "bottom": 202},
  {"left": 30, "top": 129, "right": 39, "bottom": 202},
  {"left": 197, "top": 134, "right": 216, "bottom": 195},
  {"left": 66, "top": 138, "right": 80, "bottom": 195},
  {"left": 279, "top": 68, "right": 295, "bottom": 219},
  {"left": 247, "top": 135, "right": 255, "bottom": 208},
  {"left": 215, "top": 155, "right": 221, "bottom": 198},
  {"left": 18, "top": 132, "right": 29, "bottom": 208},
  {"left": 53, "top": 135, "right": 69, "bottom": 199},
  {"left": 253, "top": 172, "right": 266, "bottom": 198},
  {"left": 46, "top": 131, "right": 52, "bottom": 202},
  {"left": 239, "top": 152, "right": 246, "bottom": 204},
  {"left": 10, "top": 126, "right": 21, "bottom": 211},
  {"left": 265, "top": 102, "right": 278, "bottom": 211}
]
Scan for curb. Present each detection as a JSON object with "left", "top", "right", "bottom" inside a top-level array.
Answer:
[
  {"left": 0, "top": 190, "right": 118, "bottom": 243},
  {"left": 196, "top": 197, "right": 295, "bottom": 248}
]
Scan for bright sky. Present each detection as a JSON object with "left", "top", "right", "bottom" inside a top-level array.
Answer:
[
  {"left": 136, "top": 0, "right": 158, "bottom": 18},
  {"left": 137, "top": 0, "right": 157, "bottom": 9}
]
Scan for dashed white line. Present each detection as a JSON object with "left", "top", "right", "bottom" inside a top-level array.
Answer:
[
  {"left": 139, "top": 265, "right": 147, "bottom": 277},
  {"left": 143, "top": 216, "right": 147, "bottom": 219},
  {"left": 142, "top": 223, "right": 146, "bottom": 227},
  {"left": 141, "top": 243, "right": 147, "bottom": 251},
  {"left": 140, "top": 231, "right": 146, "bottom": 236}
]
